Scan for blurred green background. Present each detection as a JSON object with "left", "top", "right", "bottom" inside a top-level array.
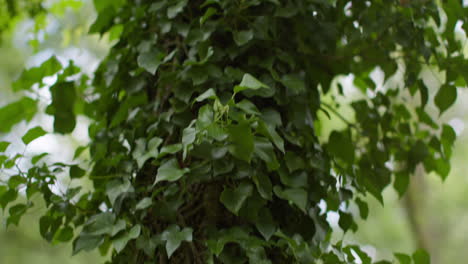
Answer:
[{"left": 0, "top": 1, "right": 467, "bottom": 263}]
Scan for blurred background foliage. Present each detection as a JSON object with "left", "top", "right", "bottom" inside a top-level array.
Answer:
[{"left": 0, "top": 0, "right": 467, "bottom": 263}]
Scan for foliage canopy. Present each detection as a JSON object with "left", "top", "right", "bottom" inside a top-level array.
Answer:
[{"left": 0, "top": 0, "right": 467, "bottom": 263}]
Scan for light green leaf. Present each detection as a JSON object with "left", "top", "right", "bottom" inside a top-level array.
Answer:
[
  {"left": 158, "top": 143, "right": 183, "bottom": 159},
  {"left": 233, "top": 30, "right": 253, "bottom": 46},
  {"left": 82, "top": 212, "right": 115, "bottom": 236},
  {"left": 161, "top": 225, "right": 193, "bottom": 258},
  {"left": 136, "top": 197, "right": 153, "bottom": 210},
  {"left": 155, "top": 159, "right": 189, "bottom": 184},
  {"left": 394, "top": 253, "right": 412, "bottom": 264},
  {"left": 220, "top": 182, "right": 253, "bottom": 215},
  {"left": 194, "top": 88, "right": 217, "bottom": 103},
  {"left": 13, "top": 56, "right": 62, "bottom": 91},
  {"left": 412, "top": 249, "right": 430, "bottom": 264},
  {"left": 236, "top": 99, "right": 261, "bottom": 115},
  {"left": 22, "top": 126, "right": 47, "bottom": 145},
  {"left": 0, "top": 97, "right": 37, "bottom": 133},
  {"left": 106, "top": 179, "right": 134, "bottom": 205},
  {"left": 234, "top": 74, "right": 270, "bottom": 93},
  {"left": 113, "top": 225, "right": 141, "bottom": 253},
  {"left": 167, "top": 0, "right": 188, "bottom": 18},
  {"left": 434, "top": 84, "right": 456, "bottom": 115},
  {"left": 138, "top": 50, "right": 165, "bottom": 74},
  {"left": 0, "top": 141, "right": 10, "bottom": 152},
  {"left": 73, "top": 235, "right": 104, "bottom": 255}
]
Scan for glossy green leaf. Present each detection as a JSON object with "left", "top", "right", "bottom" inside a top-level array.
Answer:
[
  {"left": 233, "top": 30, "right": 253, "bottom": 46},
  {"left": 154, "top": 159, "right": 189, "bottom": 184},
  {"left": 234, "top": 74, "right": 270, "bottom": 93},
  {"left": 0, "top": 97, "right": 37, "bottom": 133}
]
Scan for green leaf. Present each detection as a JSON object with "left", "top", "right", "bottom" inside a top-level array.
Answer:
[
  {"left": 194, "top": 88, "right": 217, "bottom": 103},
  {"left": 0, "top": 97, "right": 37, "bottom": 133},
  {"left": 327, "top": 131, "right": 354, "bottom": 164},
  {"left": 54, "top": 226, "right": 74, "bottom": 242},
  {"left": 22, "top": 126, "right": 47, "bottom": 145},
  {"left": 394, "top": 253, "right": 412, "bottom": 264},
  {"left": 161, "top": 225, "right": 193, "bottom": 258},
  {"left": 412, "top": 249, "right": 430, "bottom": 264},
  {"left": 274, "top": 186, "right": 308, "bottom": 213},
  {"left": 167, "top": 0, "right": 188, "bottom": 18},
  {"left": 82, "top": 212, "right": 115, "bottom": 236},
  {"left": 13, "top": 56, "right": 62, "bottom": 91},
  {"left": 233, "top": 30, "right": 253, "bottom": 46},
  {"left": 281, "top": 74, "right": 305, "bottom": 94},
  {"left": 136, "top": 197, "right": 153, "bottom": 210},
  {"left": 158, "top": 144, "right": 183, "bottom": 159},
  {"left": 234, "top": 74, "right": 270, "bottom": 93},
  {"left": 70, "top": 165, "right": 85, "bottom": 179},
  {"left": 256, "top": 207, "right": 276, "bottom": 240},
  {"left": 113, "top": 225, "right": 141, "bottom": 253},
  {"left": 355, "top": 198, "right": 369, "bottom": 220},
  {"left": 252, "top": 172, "right": 272, "bottom": 200},
  {"left": 0, "top": 141, "right": 10, "bottom": 152},
  {"left": 236, "top": 99, "right": 261, "bottom": 115},
  {"left": 31, "top": 152, "right": 49, "bottom": 164},
  {"left": 254, "top": 137, "right": 279, "bottom": 171},
  {"left": 227, "top": 121, "right": 254, "bottom": 162},
  {"left": 106, "top": 179, "right": 133, "bottom": 205},
  {"left": 155, "top": 159, "right": 189, "bottom": 184},
  {"left": 137, "top": 50, "right": 165, "bottom": 74},
  {"left": 434, "top": 84, "right": 456, "bottom": 115},
  {"left": 220, "top": 182, "right": 253, "bottom": 215},
  {"left": 48, "top": 81, "right": 76, "bottom": 134},
  {"left": 73, "top": 235, "right": 104, "bottom": 255}
]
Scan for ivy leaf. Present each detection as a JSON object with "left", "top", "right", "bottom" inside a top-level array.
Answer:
[
  {"left": 135, "top": 197, "right": 153, "bottom": 210},
  {"left": 220, "top": 182, "right": 253, "bottom": 215},
  {"left": 70, "top": 165, "right": 85, "bottom": 179},
  {"left": 394, "top": 253, "right": 412, "bottom": 264},
  {"left": 234, "top": 74, "right": 270, "bottom": 93},
  {"left": 167, "top": 0, "right": 188, "bottom": 19},
  {"left": 274, "top": 186, "right": 308, "bottom": 213},
  {"left": 73, "top": 235, "right": 104, "bottom": 255},
  {"left": 281, "top": 74, "right": 306, "bottom": 94},
  {"left": 227, "top": 121, "right": 254, "bottom": 162},
  {"left": 161, "top": 225, "right": 193, "bottom": 258},
  {"left": 254, "top": 137, "right": 279, "bottom": 171},
  {"left": 13, "top": 56, "right": 62, "bottom": 91},
  {"left": 233, "top": 30, "right": 253, "bottom": 46},
  {"left": 154, "top": 159, "right": 189, "bottom": 184},
  {"left": 327, "top": 131, "right": 354, "bottom": 164},
  {"left": 194, "top": 88, "right": 217, "bottom": 103},
  {"left": 434, "top": 84, "right": 456, "bottom": 115},
  {"left": 412, "top": 249, "right": 430, "bottom": 264},
  {"left": 48, "top": 81, "right": 76, "bottom": 134},
  {"left": 106, "top": 179, "right": 133, "bottom": 206},
  {"left": 0, "top": 141, "right": 10, "bottom": 152},
  {"left": 113, "top": 225, "right": 141, "bottom": 253},
  {"left": 255, "top": 207, "right": 276, "bottom": 240},
  {"left": 0, "top": 97, "right": 37, "bottom": 133},
  {"left": 22, "top": 126, "right": 47, "bottom": 145},
  {"left": 137, "top": 50, "right": 165, "bottom": 74},
  {"left": 355, "top": 198, "right": 369, "bottom": 220}
]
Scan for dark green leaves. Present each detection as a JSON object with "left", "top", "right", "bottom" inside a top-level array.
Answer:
[
  {"left": 327, "top": 131, "right": 354, "bottom": 163},
  {"left": 47, "top": 81, "right": 76, "bottom": 134},
  {"left": 227, "top": 121, "right": 254, "bottom": 162},
  {"left": 22, "top": 126, "right": 47, "bottom": 145},
  {"left": 220, "top": 182, "right": 253, "bottom": 215},
  {"left": 434, "top": 84, "right": 456, "bottom": 115},
  {"left": 137, "top": 50, "right": 165, "bottom": 75}
]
